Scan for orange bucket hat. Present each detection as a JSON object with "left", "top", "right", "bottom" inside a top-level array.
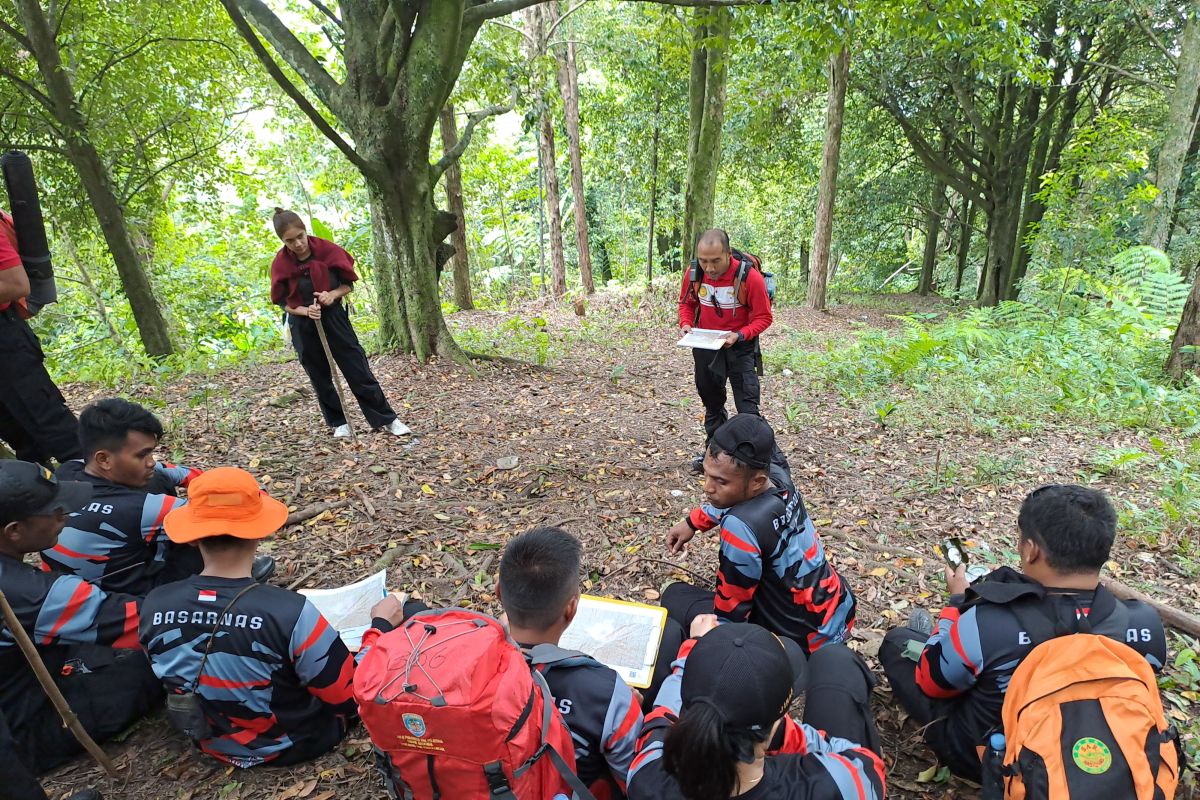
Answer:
[{"left": 164, "top": 466, "right": 288, "bottom": 544}]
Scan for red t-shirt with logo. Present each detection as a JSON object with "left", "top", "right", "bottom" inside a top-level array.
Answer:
[
  {"left": 677, "top": 254, "right": 772, "bottom": 340},
  {"left": 0, "top": 212, "right": 22, "bottom": 312}
]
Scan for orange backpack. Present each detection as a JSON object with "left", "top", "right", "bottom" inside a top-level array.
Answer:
[{"left": 994, "top": 601, "right": 1179, "bottom": 800}]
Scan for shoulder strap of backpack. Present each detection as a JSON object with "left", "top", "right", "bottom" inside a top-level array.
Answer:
[
  {"left": 1008, "top": 598, "right": 1066, "bottom": 648},
  {"left": 526, "top": 643, "right": 602, "bottom": 670},
  {"left": 529, "top": 667, "right": 599, "bottom": 800}
]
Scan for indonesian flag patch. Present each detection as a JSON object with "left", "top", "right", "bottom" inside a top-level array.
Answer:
[{"left": 197, "top": 590, "right": 218, "bottom": 603}]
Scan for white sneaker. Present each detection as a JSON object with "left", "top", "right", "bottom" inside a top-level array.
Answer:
[
  {"left": 385, "top": 419, "right": 412, "bottom": 436},
  {"left": 333, "top": 424, "right": 352, "bottom": 438}
]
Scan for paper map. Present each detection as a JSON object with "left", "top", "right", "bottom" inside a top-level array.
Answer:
[
  {"left": 559, "top": 595, "right": 667, "bottom": 688},
  {"left": 299, "top": 569, "right": 387, "bottom": 651},
  {"left": 676, "top": 327, "right": 728, "bottom": 350}
]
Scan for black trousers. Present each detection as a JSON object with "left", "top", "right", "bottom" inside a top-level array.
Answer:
[
  {"left": 879, "top": 626, "right": 981, "bottom": 781},
  {"left": 661, "top": 582, "right": 880, "bottom": 755},
  {"left": 693, "top": 340, "right": 761, "bottom": 443},
  {"left": 2, "top": 647, "right": 162, "bottom": 800},
  {"left": 0, "top": 311, "right": 82, "bottom": 465},
  {"left": 290, "top": 303, "right": 396, "bottom": 429}
]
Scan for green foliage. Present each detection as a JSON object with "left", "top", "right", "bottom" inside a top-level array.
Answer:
[
  {"left": 773, "top": 245, "right": 1200, "bottom": 546},
  {"left": 1159, "top": 633, "right": 1200, "bottom": 769}
]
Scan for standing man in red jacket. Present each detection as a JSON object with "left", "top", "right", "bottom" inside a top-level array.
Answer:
[{"left": 679, "top": 229, "right": 773, "bottom": 473}]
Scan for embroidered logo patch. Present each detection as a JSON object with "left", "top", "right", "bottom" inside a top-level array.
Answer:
[
  {"left": 1071, "top": 737, "right": 1112, "bottom": 774},
  {"left": 697, "top": 285, "right": 709, "bottom": 299},
  {"left": 402, "top": 713, "right": 427, "bottom": 738}
]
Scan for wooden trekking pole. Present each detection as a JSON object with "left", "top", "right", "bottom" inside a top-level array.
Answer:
[
  {"left": 312, "top": 303, "right": 355, "bottom": 440},
  {"left": 0, "top": 587, "right": 119, "bottom": 776}
]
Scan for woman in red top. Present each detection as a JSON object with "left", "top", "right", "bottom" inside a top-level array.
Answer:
[{"left": 269, "top": 208, "right": 409, "bottom": 438}]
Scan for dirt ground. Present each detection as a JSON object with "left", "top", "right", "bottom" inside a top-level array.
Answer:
[{"left": 42, "top": 291, "right": 1198, "bottom": 799}]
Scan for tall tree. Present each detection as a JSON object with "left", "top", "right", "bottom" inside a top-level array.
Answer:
[
  {"left": 1144, "top": 2, "right": 1200, "bottom": 250},
  {"left": 3, "top": 0, "right": 176, "bottom": 356},
  {"left": 524, "top": 4, "right": 567, "bottom": 298},
  {"left": 647, "top": 81, "right": 662, "bottom": 282},
  {"left": 919, "top": 172, "right": 947, "bottom": 296},
  {"left": 221, "top": 1, "right": 754, "bottom": 360},
  {"left": 554, "top": 32, "right": 595, "bottom": 293},
  {"left": 682, "top": 7, "right": 730, "bottom": 263},
  {"left": 439, "top": 104, "right": 475, "bottom": 310},
  {"left": 806, "top": 46, "right": 850, "bottom": 311}
]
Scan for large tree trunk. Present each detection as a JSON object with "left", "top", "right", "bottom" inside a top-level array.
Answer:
[
  {"left": 919, "top": 168, "right": 948, "bottom": 296},
  {"left": 368, "top": 177, "right": 461, "bottom": 361},
  {"left": 554, "top": 37, "right": 594, "bottom": 294},
  {"left": 13, "top": 0, "right": 173, "bottom": 357},
  {"left": 682, "top": 8, "right": 730, "bottom": 263},
  {"left": 1166, "top": 257, "right": 1200, "bottom": 378},
  {"left": 1145, "top": 4, "right": 1200, "bottom": 251},
  {"left": 807, "top": 46, "right": 850, "bottom": 311},
  {"left": 438, "top": 104, "right": 475, "bottom": 310}
]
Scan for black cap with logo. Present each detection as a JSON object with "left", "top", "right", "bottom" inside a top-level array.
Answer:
[
  {"left": 0, "top": 461, "right": 92, "bottom": 526},
  {"left": 681, "top": 622, "right": 807, "bottom": 732},
  {"left": 710, "top": 414, "right": 776, "bottom": 469}
]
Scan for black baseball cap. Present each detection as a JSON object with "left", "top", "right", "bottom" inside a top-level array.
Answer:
[
  {"left": 710, "top": 414, "right": 775, "bottom": 469},
  {"left": 0, "top": 461, "right": 92, "bottom": 526},
  {"left": 681, "top": 623, "right": 807, "bottom": 732}
]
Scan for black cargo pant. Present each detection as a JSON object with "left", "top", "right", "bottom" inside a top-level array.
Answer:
[
  {"left": 660, "top": 583, "right": 880, "bottom": 755},
  {"left": 2, "top": 647, "right": 162, "bottom": 800},
  {"left": 289, "top": 303, "right": 396, "bottom": 429},
  {"left": 0, "top": 309, "right": 82, "bottom": 466},
  {"left": 879, "top": 626, "right": 981, "bottom": 781},
  {"left": 693, "top": 338, "right": 761, "bottom": 443}
]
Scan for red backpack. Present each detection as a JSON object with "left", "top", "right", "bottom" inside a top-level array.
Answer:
[{"left": 354, "top": 608, "right": 595, "bottom": 800}]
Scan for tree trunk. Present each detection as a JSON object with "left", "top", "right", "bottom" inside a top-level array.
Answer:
[
  {"left": 682, "top": 8, "right": 730, "bottom": 264},
  {"left": 919, "top": 162, "right": 948, "bottom": 296},
  {"left": 525, "top": 5, "right": 567, "bottom": 298},
  {"left": 807, "top": 46, "right": 850, "bottom": 311},
  {"left": 1145, "top": 3, "right": 1200, "bottom": 251},
  {"left": 13, "top": 0, "right": 173, "bottom": 357},
  {"left": 647, "top": 85, "right": 661, "bottom": 284},
  {"left": 1166, "top": 256, "right": 1200, "bottom": 379},
  {"left": 367, "top": 177, "right": 462, "bottom": 361},
  {"left": 537, "top": 113, "right": 567, "bottom": 298},
  {"left": 438, "top": 104, "right": 475, "bottom": 310},
  {"left": 554, "top": 36, "right": 594, "bottom": 294},
  {"left": 954, "top": 197, "right": 976, "bottom": 294}
]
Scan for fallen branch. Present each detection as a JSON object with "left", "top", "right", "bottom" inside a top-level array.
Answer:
[
  {"left": 0, "top": 587, "right": 118, "bottom": 776},
  {"left": 1104, "top": 578, "right": 1200, "bottom": 637},
  {"left": 286, "top": 563, "right": 325, "bottom": 591},
  {"left": 597, "top": 555, "right": 713, "bottom": 589},
  {"left": 285, "top": 498, "right": 351, "bottom": 526}
]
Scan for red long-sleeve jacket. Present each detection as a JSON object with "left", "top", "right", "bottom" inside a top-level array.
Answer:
[{"left": 678, "top": 256, "right": 772, "bottom": 340}]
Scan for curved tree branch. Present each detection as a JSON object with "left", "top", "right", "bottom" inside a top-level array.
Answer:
[
  {"left": 225, "top": 0, "right": 343, "bottom": 116},
  {"left": 306, "top": 0, "right": 343, "bottom": 29},
  {"left": 219, "top": 0, "right": 368, "bottom": 173},
  {"left": 430, "top": 101, "right": 512, "bottom": 183}
]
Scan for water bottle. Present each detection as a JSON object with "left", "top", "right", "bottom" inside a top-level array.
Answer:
[{"left": 981, "top": 732, "right": 1007, "bottom": 800}]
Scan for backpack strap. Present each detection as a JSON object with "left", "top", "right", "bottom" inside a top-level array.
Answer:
[
  {"left": 730, "top": 249, "right": 752, "bottom": 307},
  {"left": 525, "top": 643, "right": 602, "bottom": 670}
]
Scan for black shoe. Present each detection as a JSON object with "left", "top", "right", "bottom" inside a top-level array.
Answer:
[
  {"left": 690, "top": 454, "right": 705, "bottom": 475},
  {"left": 907, "top": 608, "right": 934, "bottom": 637},
  {"left": 252, "top": 555, "right": 276, "bottom": 583},
  {"left": 65, "top": 790, "right": 103, "bottom": 800}
]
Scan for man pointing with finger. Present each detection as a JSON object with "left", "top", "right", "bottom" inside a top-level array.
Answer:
[{"left": 679, "top": 229, "right": 772, "bottom": 473}]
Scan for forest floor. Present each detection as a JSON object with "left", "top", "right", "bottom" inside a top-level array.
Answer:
[{"left": 43, "top": 289, "right": 1199, "bottom": 800}]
